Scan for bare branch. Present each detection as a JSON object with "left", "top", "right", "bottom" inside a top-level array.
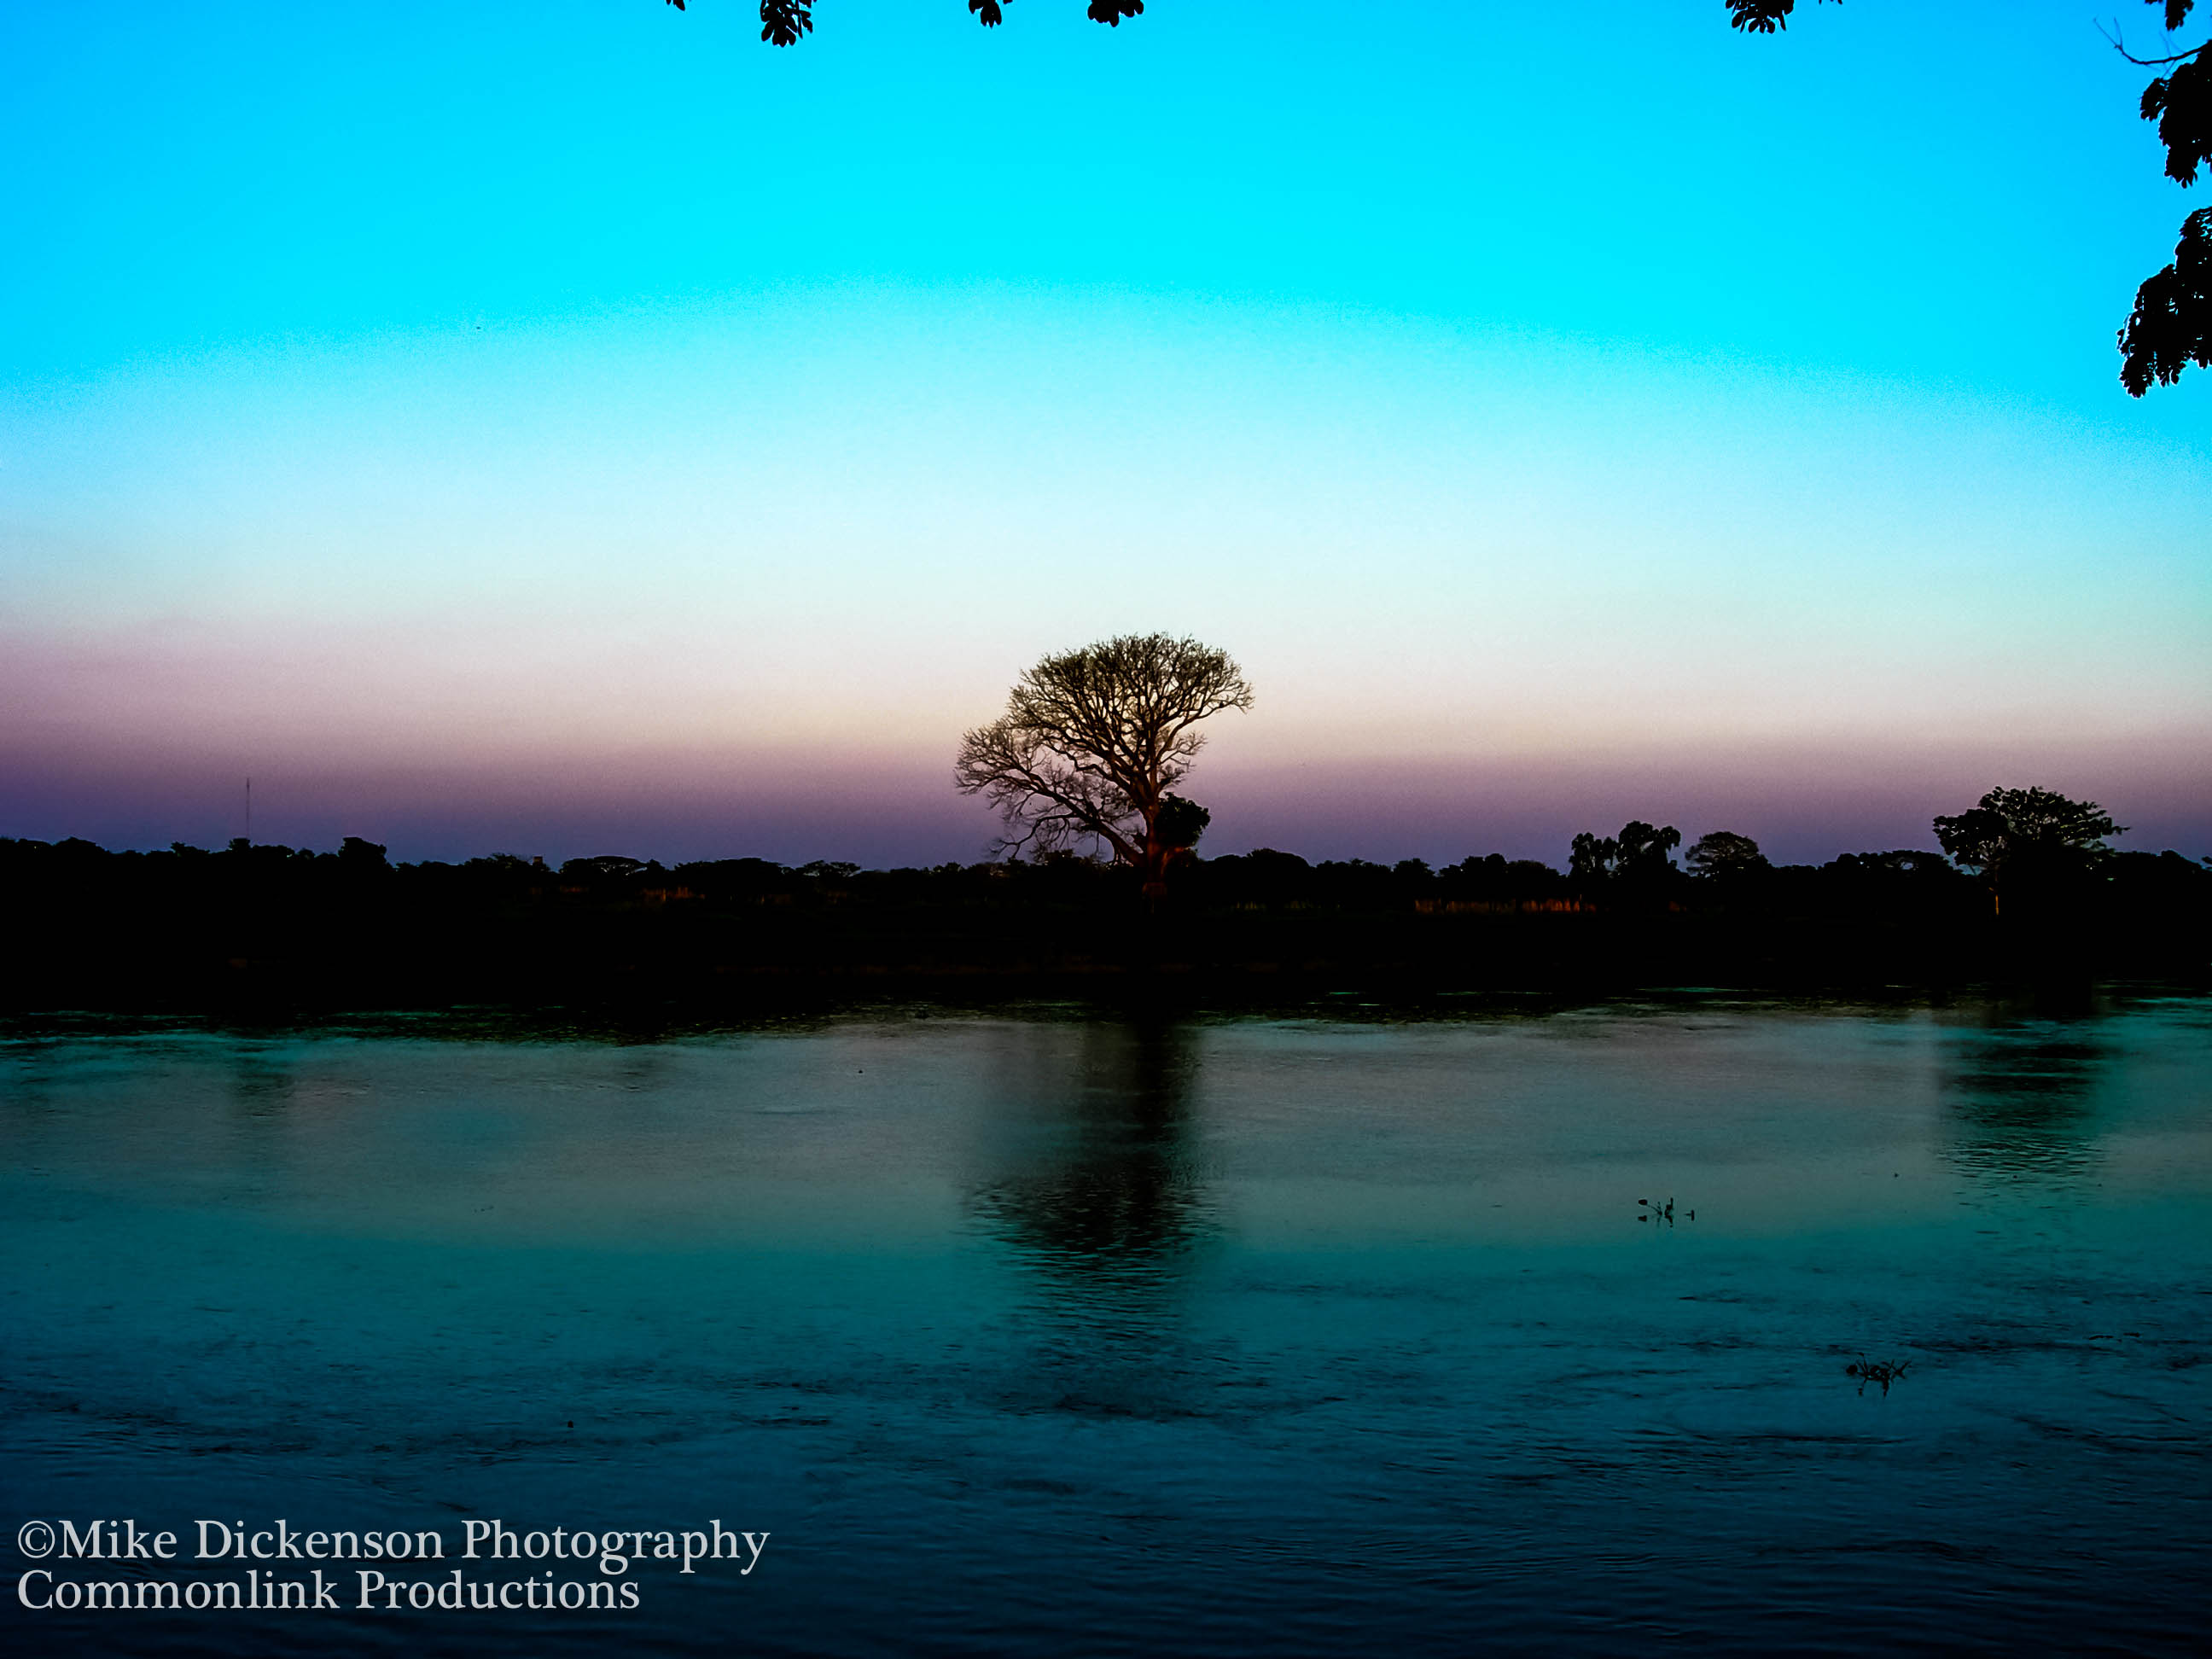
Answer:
[{"left": 2097, "top": 16, "right": 2207, "bottom": 67}]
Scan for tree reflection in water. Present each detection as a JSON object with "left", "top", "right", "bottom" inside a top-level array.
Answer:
[
  {"left": 228, "top": 1047, "right": 296, "bottom": 1115},
  {"left": 966, "top": 1021, "right": 1222, "bottom": 1414},
  {"left": 969, "top": 1019, "right": 1214, "bottom": 1284},
  {"left": 1939, "top": 1015, "right": 2111, "bottom": 1182}
]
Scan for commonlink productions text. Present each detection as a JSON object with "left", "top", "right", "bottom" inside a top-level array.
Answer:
[{"left": 15, "top": 1516, "right": 769, "bottom": 1613}]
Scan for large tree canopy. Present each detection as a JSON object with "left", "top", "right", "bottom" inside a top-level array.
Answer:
[
  {"left": 1567, "top": 820, "right": 1682, "bottom": 893},
  {"left": 1684, "top": 830, "right": 1769, "bottom": 878},
  {"left": 955, "top": 632, "right": 1252, "bottom": 890},
  {"left": 666, "top": 0, "right": 2211, "bottom": 395},
  {"left": 1932, "top": 786, "right": 2125, "bottom": 908}
]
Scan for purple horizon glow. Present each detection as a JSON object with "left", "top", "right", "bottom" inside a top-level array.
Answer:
[{"left": 6, "top": 740, "right": 2203, "bottom": 871}]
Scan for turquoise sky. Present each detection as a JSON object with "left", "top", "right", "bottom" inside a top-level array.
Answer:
[{"left": 3, "top": 0, "right": 2207, "bottom": 863}]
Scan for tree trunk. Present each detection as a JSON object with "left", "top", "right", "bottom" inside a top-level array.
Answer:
[{"left": 1140, "top": 819, "right": 1169, "bottom": 903}]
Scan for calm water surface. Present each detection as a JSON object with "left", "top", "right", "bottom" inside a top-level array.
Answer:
[{"left": 3, "top": 996, "right": 2209, "bottom": 1655}]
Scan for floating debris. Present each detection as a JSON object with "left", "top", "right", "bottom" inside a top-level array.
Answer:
[{"left": 1846, "top": 1355, "right": 1912, "bottom": 1395}]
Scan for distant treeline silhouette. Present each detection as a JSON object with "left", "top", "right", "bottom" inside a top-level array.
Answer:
[{"left": 3, "top": 809, "right": 2203, "bottom": 1011}]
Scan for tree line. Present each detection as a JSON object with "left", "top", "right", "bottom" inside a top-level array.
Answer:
[
  {"left": 2, "top": 797, "right": 2203, "bottom": 1011},
  {"left": 2, "top": 801, "right": 2192, "bottom": 914},
  {"left": 2, "top": 824, "right": 2203, "bottom": 1014},
  {"left": 4, "top": 632, "right": 2201, "bottom": 1006},
  {"left": 950, "top": 633, "right": 2182, "bottom": 923}
]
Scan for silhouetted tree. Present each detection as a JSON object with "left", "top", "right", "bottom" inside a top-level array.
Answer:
[
  {"left": 1685, "top": 830, "right": 1768, "bottom": 877},
  {"left": 1569, "top": 820, "right": 1681, "bottom": 899},
  {"left": 1569, "top": 831, "right": 1619, "bottom": 889},
  {"left": 1934, "top": 786, "right": 2125, "bottom": 916},
  {"left": 1154, "top": 793, "right": 1211, "bottom": 857},
  {"left": 1197, "top": 846, "right": 1310, "bottom": 907},
  {"left": 1438, "top": 853, "right": 1564, "bottom": 904},
  {"left": 1615, "top": 820, "right": 1682, "bottom": 879},
  {"left": 955, "top": 632, "right": 1253, "bottom": 894},
  {"left": 1934, "top": 787, "right": 2124, "bottom": 873}
]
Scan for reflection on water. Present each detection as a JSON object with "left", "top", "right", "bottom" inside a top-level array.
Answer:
[
  {"left": 1940, "top": 1017, "right": 2110, "bottom": 1181},
  {"left": 967, "top": 1021, "right": 1213, "bottom": 1279},
  {"left": 963, "top": 1023, "right": 1220, "bottom": 1420},
  {"left": 229, "top": 1046, "right": 297, "bottom": 1116},
  {"left": 2, "top": 995, "right": 2208, "bottom": 1656}
]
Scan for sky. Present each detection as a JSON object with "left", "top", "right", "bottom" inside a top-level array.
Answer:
[{"left": 3, "top": 0, "right": 2208, "bottom": 867}]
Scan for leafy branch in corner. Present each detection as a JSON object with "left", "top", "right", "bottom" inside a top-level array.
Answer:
[
  {"left": 661, "top": 2, "right": 2209, "bottom": 394},
  {"left": 2107, "top": 2, "right": 2212, "bottom": 391},
  {"left": 1732, "top": 4, "right": 2208, "bottom": 393}
]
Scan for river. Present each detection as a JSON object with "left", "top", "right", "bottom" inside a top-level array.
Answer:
[{"left": 3, "top": 993, "right": 2207, "bottom": 1653}]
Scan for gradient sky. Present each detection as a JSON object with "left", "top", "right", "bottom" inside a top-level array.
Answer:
[{"left": 3, "top": 0, "right": 2208, "bottom": 866}]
